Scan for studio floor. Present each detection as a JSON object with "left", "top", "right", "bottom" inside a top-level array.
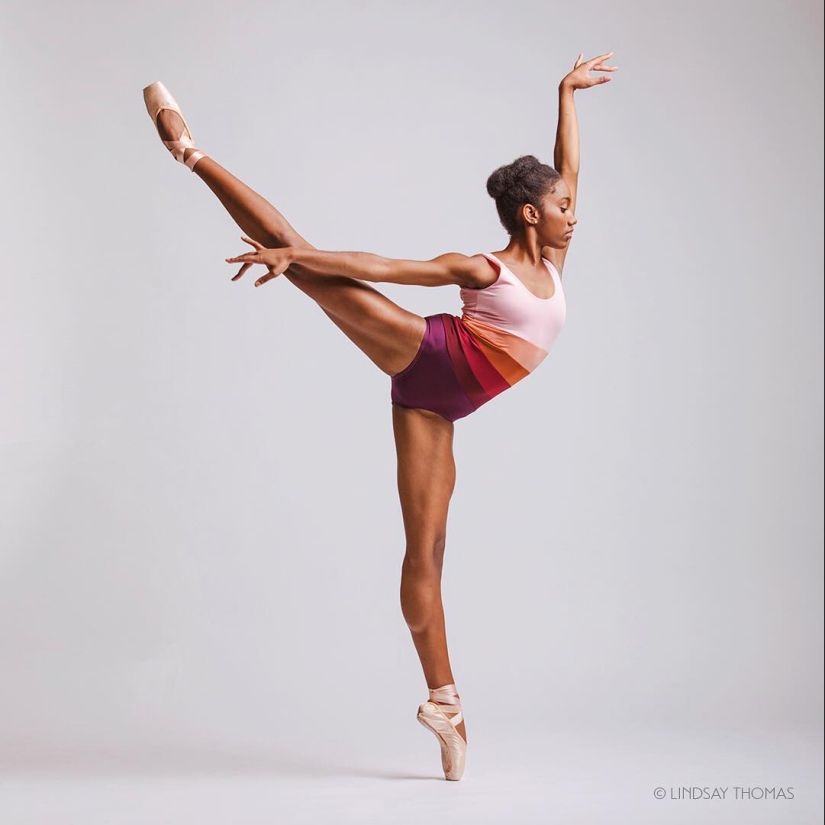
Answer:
[{"left": 1, "top": 724, "right": 821, "bottom": 825}]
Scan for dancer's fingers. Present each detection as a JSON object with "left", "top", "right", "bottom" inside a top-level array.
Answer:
[
  {"left": 231, "top": 262, "right": 253, "bottom": 281},
  {"left": 589, "top": 51, "right": 614, "bottom": 65},
  {"left": 254, "top": 269, "right": 280, "bottom": 288},
  {"left": 241, "top": 235, "right": 264, "bottom": 249}
]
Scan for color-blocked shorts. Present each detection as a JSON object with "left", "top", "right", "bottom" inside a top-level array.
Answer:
[{"left": 390, "top": 314, "right": 477, "bottom": 422}]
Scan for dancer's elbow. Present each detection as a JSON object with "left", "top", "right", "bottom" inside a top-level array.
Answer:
[{"left": 381, "top": 254, "right": 475, "bottom": 288}]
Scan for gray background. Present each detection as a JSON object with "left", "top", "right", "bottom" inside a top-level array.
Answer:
[{"left": 1, "top": 0, "right": 822, "bottom": 822}]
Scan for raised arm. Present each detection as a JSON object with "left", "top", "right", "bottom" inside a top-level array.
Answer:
[
  {"left": 554, "top": 50, "right": 616, "bottom": 175},
  {"left": 226, "top": 240, "right": 495, "bottom": 290},
  {"left": 546, "top": 52, "right": 617, "bottom": 271},
  {"left": 547, "top": 83, "right": 580, "bottom": 274},
  {"left": 554, "top": 83, "right": 580, "bottom": 178}
]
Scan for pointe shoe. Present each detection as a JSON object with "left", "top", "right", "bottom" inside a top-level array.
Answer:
[
  {"left": 417, "top": 683, "right": 466, "bottom": 780},
  {"left": 142, "top": 81, "right": 207, "bottom": 171}
]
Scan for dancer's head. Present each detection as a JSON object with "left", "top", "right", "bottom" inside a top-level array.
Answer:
[{"left": 486, "top": 155, "right": 576, "bottom": 247}]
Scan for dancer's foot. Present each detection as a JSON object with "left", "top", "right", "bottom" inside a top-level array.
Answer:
[
  {"left": 156, "top": 110, "right": 201, "bottom": 164},
  {"left": 142, "top": 81, "right": 206, "bottom": 171},
  {"left": 417, "top": 684, "right": 467, "bottom": 780}
]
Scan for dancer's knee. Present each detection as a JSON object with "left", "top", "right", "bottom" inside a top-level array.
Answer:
[
  {"left": 400, "top": 566, "right": 442, "bottom": 633},
  {"left": 402, "top": 532, "right": 447, "bottom": 576},
  {"left": 399, "top": 532, "right": 448, "bottom": 632}
]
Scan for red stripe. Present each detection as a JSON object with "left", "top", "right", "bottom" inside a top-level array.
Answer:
[
  {"left": 442, "top": 315, "right": 510, "bottom": 406},
  {"left": 442, "top": 316, "right": 489, "bottom": 408}
]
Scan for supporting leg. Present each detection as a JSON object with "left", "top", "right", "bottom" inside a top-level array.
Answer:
[{"left": 392, "top": 404, "right": 467, "bottom": 744}]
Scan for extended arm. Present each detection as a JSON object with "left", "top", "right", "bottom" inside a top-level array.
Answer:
[
  {"left": 226, "top": 237, "right": 494, "bottom": 288},
  {"left": 286, "top": 247, "right": 489, "bottom": 288}
]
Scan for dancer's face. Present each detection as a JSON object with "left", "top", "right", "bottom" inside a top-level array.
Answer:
[{"left": 535, "top": 182, "right": 577, "bottom": 248}]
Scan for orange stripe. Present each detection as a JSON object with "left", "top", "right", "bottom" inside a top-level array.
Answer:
[{"left": 461, "top": 316, "right": 549, "bottom": 372}]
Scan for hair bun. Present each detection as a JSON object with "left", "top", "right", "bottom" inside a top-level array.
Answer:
[
  {"left": 512, "top": 154, "right": 541, "bottom": 174},
  {"left": 485, "top": 168, "right": 510, "bottom": 199},
  {"left": 484, "top": 154, "right": 560, "bottom": 236},
  {"left": 486, "top": 155, "right": 541, "bottom": 199}
]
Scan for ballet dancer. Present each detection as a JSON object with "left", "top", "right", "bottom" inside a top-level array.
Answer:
[{"left": 142, "top": 50, "right": 617, "bottom": 781}]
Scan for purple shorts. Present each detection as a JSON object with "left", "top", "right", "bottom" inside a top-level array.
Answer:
[{"left": 390, "top": 314, "right": 475, "bottom": 422}]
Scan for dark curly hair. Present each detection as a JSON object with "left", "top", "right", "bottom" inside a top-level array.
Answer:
[{"left": 486, "top": 155, "right": 561, "bottom": 236}]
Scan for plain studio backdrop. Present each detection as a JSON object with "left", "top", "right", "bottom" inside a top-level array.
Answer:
[{"left": 0, "top": 0, "right": 822, "bottom": 823}]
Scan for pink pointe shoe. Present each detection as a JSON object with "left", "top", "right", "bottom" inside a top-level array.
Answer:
[
  {"left": 142, "top": 81, "right": 206, "bottom": 171},
  {"left": 417, "top": 683, "right": 466, "bottom": 780}
]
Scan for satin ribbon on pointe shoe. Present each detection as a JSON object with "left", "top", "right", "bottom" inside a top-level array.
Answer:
[{"left": 417, "top": 683, "right": 466, "bottom": 780}]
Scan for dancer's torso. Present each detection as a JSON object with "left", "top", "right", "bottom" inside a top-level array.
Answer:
[{"left": 458, "top": 252, "right": 567, "bottom": 379}]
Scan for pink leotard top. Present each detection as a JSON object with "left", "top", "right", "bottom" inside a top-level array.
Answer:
[{"left": 457, "top": 252, "right": 567, "bottom": 380}]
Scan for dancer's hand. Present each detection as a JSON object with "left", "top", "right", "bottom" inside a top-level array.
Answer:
[
  {"left": 560, "top": 52, "right": 618, "bottom": 91},
  {"left": 225, "top": 236, "right": 293, "bottom": 287}
]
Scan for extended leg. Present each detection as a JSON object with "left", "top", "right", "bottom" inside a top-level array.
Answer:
[
  {"left": 392, "top": 404, "right": 467, "bottom": 745},
  {"left": 154, "top": 111, "right": 425, "bottom": 375}
]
